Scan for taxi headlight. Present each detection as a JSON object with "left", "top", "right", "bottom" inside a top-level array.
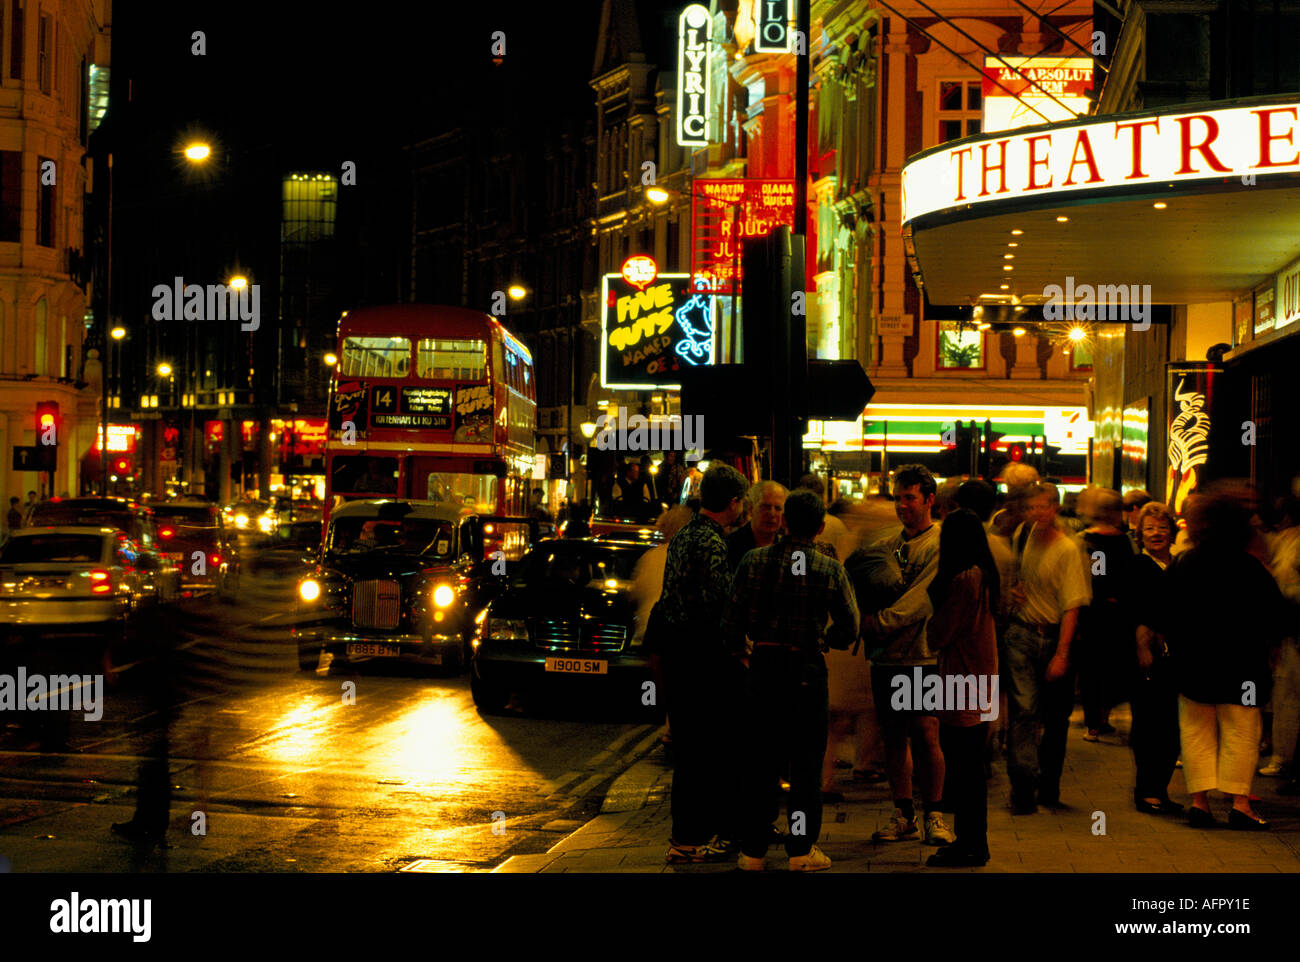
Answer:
[
  {"left": 258, "top": 515, "right": 275, "bottom": 533},
  {"left": 234, "top": 514, "right": 249, "bottom": 528},
  {"left": 299, "top": 578, "right": 321, "bottom": 602},
  {"left": 433, "top": 584, "right": 455, "bottom": 608}
]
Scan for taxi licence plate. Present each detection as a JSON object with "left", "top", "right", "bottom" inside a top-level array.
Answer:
[
  {"left": 347, "top": 642, "right": 401, "bottom": 658},
  {"left": 544, "top": 657, "right": 608, "bottom": 675}
]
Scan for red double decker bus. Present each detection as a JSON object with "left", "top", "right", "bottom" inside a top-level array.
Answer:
[{"left": 325, "top": 305, "right": 537, "bottom": 520}]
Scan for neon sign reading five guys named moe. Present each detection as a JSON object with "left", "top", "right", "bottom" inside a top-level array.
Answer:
[
  {"left": 677, "top": 4, "right": 712, "bottom": 148},
  {"left": 601, "top": 266, "right": 715, "bottom": 390},
  {"left": 901, "top": 100, "right": 1300, "bottom": 224}
]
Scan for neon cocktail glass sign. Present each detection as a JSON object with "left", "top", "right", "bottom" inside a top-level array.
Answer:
[
  {"left": 677, "top": 5, "right": 712, "bottom": 148},
  {"left": 901, "top": 99, "right": 1300, "bottom": 224}
]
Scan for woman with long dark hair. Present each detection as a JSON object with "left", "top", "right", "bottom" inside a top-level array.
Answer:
[{"left": 924, "top": 509, "right": 1000, "bottom": 867}]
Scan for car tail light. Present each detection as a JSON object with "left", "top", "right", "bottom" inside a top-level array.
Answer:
[
  {"left": 90, "top": 569, "right": 111, "bottom": 594},
  {"left": 159, "top": 527, "right": 175, "bottom": 539},
  {"left": 210, "top": 553, "right": 222, "bottom": 565}
]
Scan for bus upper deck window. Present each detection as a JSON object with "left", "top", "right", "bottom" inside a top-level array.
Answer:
[
  {"left": 342, "top": 337, "right": 410, "bottom": 378},
  {"left": 418, "top": 338, "right": 485, "bottom": 380}
]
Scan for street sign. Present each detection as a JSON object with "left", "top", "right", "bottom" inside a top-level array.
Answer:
[
  {"left": 805, "top": 359, "right": 874, "bottom": 421},
  {"left": 12, "top": 446, "right": 56, "bottom": 471}
]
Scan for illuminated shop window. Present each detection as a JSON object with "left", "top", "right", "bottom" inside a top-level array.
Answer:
[
  {"left": 1071, "top": 340, "right": 1093, "bottom": 371},
  {"left": 937, "top": 322, "right": 983, "bottom": 369},
  {"left": 938, "top": 81, "right": 982, "bottom": 143}
]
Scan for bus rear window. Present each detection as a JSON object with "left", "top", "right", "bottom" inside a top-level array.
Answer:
[
  {"left": 342, "top": 337, "right": 410, "bottom": 378},
  {"left": 417, "top": 338, "right": 485, "bottom": 380}
]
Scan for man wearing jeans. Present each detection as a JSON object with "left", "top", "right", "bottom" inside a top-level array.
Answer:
[
  {"left": 1003, "top": 481, "right": 1091, "bottom": 813},
  {"left": 723, "top": 490, "right": 859, "bottom": 871}
]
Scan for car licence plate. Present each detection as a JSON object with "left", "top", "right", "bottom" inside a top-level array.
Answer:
[
  {"left": 544, "top": 657, "right": 608, "bottom": 675},
  {"left": 347, "top": 642, "right": 401, "bottom": 658}
]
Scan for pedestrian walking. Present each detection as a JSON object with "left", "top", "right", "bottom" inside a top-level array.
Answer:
[
  {"left": 656, "top": 463, "right": 750, "bottom": 863},
  {"left": 1263, "top": 494, "right": 1300, "bottom": 780},
  {"left": 6, "top": 497, "right": 21, "bottom": 537},
  {"left": 859, "top": 464, "right": 954, "bottom": 846},
  {"left": 924, "top": 509, "right": 999, "bottom": 867},
  {"left": 1128, "top": 501, "right": 1184, "bottom": 815},
  {"left": 1076, "top": 487, "right": 1137, "bottom": 741},
  {"left": 1154, "top": 485, "right": 1289, "bottom": 829},
  {"left": 1003, "top": 480, "right": 1091, "bottom": 813},
  {"left": 723, "top": 490, "right": 859, "bottom": 871}
]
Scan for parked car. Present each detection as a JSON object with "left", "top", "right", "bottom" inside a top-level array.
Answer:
[
  {"left": 0, "top": 527, "right": 147, "bottom": 640},
  {"left": 151, "top": 500, "right": 239, "bottom": 598},
  {"left": 469, "top": 537, "right": 654, "bottom": 713},
  {"left": 26, "top": 498, "right": 179, "bottom": 604},
  {"left": 292, "top": 499, "right": 536, "bottom": 672}
]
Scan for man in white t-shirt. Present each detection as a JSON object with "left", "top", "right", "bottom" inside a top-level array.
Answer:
[{"left": 1004, "top": 481, "right": 1091, "bottom": 814}]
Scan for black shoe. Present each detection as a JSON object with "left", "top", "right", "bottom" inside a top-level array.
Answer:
[
  {"left": 1186, "top": 806, "right": 1216, "bottom": 828},
  {"left": 926, "top": 846, "right": 989, "bottom": 867},
  {"left": 1228, "top": 809, "right": 1269, "bottom": 831},
  {"left": 1096, "top": 723, "right": 1117, "bottom": 736},
  {"left": 110, "top": 820, "right": 167, "bottom": 846},
  {"left": 1136, "top": 797, "right": 1184, "bottom": 816},
  {"left": 1011, "top": 795, "right": 1037, "bottom": 815},
  {"left": 1037, "top": 793, "right": 1065, "bottom": 810}
]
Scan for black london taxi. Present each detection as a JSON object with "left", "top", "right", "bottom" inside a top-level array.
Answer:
[{"left": 292, "top": 499, "right": 533, "bottom": 672}]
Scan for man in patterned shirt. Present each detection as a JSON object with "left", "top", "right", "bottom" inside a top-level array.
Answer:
[
  {"left": 723, "top": 489, "right": 859, "bottom": 871},
  {"left": 658, "top": 462, "right": 750, "bottom": 863}
]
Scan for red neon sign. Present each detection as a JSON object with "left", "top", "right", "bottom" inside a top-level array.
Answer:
[
  {"left": 621, "top": 255, "right": 658, "bottom": 291},
  {"left": 691, "top": 179, "right": 796, "bottom": 295}
]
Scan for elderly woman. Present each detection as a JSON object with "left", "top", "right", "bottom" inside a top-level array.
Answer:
[
  {"left": 1128, "top": 502, "right": 1183, "bottom": 814},
  {"left": 1153, "top": 487, "right": 1291, "bottom": 829}
]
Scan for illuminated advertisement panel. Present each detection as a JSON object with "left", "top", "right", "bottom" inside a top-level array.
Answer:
[
  {"left": 754, "top": 0, "right": 791, "bottom": 53},
  {"left": 601, "top": 271, "right": 715, "bottom": 389},
  {"left": 1166, "top": 362, "right": 1217, "bottom": 514},
  {"left": 676, "top": 5, "right": 712, "bottom": 148},
  {"left": 980, "top": 56, "right": 1092, "bottom": 133},
  {"left": 902, "top": 99, "right": 1300, "bottom": 224},
  {"left": 691, "top": 179, "right": 796, "bottom": 294}
]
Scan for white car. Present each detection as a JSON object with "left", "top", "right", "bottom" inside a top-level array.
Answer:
[{"left": 0, "top": 527, "right": 142, "bottom": 637}]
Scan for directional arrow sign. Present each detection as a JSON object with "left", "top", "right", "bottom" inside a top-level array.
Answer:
[{"left": 805, "top": 359, "right": 874, "bottom": 421}]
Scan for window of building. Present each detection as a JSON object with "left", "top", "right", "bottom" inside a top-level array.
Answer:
[
  {"left": 416, "top": 338, "right": 485, "bottom": 380},
  {"left": 37, "top": 14, "right": 49, "bottom": 93},
  {"left": 938, "top": 81, "right": 982, "bottom": 143},
  {"left": 936, "top": 321, "right": 984, "bottom": 369},
  {"left": 37, "top": 155, "right": 55, "bottom": 247},
  {"left": 0, "top": 151, "right": 19, "bottom": 241},
  {"left": 10, "top": 0, "right": 22, "bottom": 81},
  {"left": 340, "top": 336, "right": 410, "bottom": 378},
  {"left": 34, "top": 298, "right": 48, "bottom": 375}
]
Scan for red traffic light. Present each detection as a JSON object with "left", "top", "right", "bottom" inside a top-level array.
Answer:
[
  {"left": 114, "top": 457, "right": 132, "bottom": 474},
  {"left": 35, "top": 400, "right": 59, "bottom": 445},
  {"left": 1008, "top": 443, "right": 1025, "bottom": 462}
]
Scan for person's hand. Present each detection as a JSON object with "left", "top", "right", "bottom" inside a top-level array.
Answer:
[{"left": 1046, "top": 652, "right": 1069, "bottom": 682}]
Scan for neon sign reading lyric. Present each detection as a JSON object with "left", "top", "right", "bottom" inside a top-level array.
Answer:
[
  {"left": 902, "top": 100, "right": 1300, "bottom": 223},
  {"left": 677, "top": 5, "right": 712, "bottom": 148}
]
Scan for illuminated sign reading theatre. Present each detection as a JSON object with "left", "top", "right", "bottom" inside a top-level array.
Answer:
[
  {"left": 902, "top": 100, "right": 1300, "bottom": 224},
  {"left": 676, "top": 5, "right": 712, "bottom": 148}
]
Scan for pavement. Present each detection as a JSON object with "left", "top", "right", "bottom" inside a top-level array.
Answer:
[{"left": 495, "top": 704, "right": 1300, "bottom": 873}]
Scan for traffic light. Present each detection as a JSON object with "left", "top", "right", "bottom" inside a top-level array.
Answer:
[
  {"left": 113, "top": 456, "right": 133, "bottom": 476},
  {"left": 35, "top": 401, "right": 59, "bottom": 447},
  {"left": 1007, "top": 442, "right": 1026, "bottom": 463},
  {"left": 1042, "top": 441, "right": 1063, "bottom": 478},
  {"left": 938, "top": 420, "right": 976, "bottom": 477},
  {"left": 980, "top": 418, "right": 1006, "bottom": 480}
]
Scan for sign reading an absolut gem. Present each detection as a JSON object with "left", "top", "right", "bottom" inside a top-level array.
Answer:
[
  {"left": 676, "top": 4, "right": 712, "bottom": 148},
  {"left": 754, "top": 0, "right": 791, "bottom": 53}
]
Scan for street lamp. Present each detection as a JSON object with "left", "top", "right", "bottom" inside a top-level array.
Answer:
[
  {"left": 323, "top": 353, "right": 338, "bottom": 367},
  {"left": 157, "top": 362, "right": 173, "bottom": 377},
  {"left": 507, "top": 284, "right": 527, "bottom": 301},
  {"left": 229, "top": 274, "right": 248, "bottom": 290},
  {"left": 184, "top": 142, "right": 211, "bottom": 162}
]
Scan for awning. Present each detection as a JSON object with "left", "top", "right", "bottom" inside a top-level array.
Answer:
[{"left": 901, "top": 94, "right": 1300, "bottom": 308}]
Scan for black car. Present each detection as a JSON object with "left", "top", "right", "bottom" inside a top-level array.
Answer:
[
  {"left": 292, "top": 499, "right": 534, "bottom": 672},
  {"left": 469, "top": 538, "right": 653, "bottom": 713},
  {"left": 249, "top": 519, "right": 324, "bottom": 578}
]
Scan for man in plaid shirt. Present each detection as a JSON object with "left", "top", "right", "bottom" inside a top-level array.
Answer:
[{"left": 723, "top": 489, "right": 860, "bottom": 871}]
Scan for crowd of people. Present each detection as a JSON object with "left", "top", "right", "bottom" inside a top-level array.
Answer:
[{"left": 635, "top": 460, "right": 1300, "bottom": 871}]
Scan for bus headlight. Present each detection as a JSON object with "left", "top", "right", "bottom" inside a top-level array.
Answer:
[
  {"left": 433, "top": 584, "right": 455, "bottom": 608},
  {"left": 299, "top": 579, "right": 321, "bottom": 602}
]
